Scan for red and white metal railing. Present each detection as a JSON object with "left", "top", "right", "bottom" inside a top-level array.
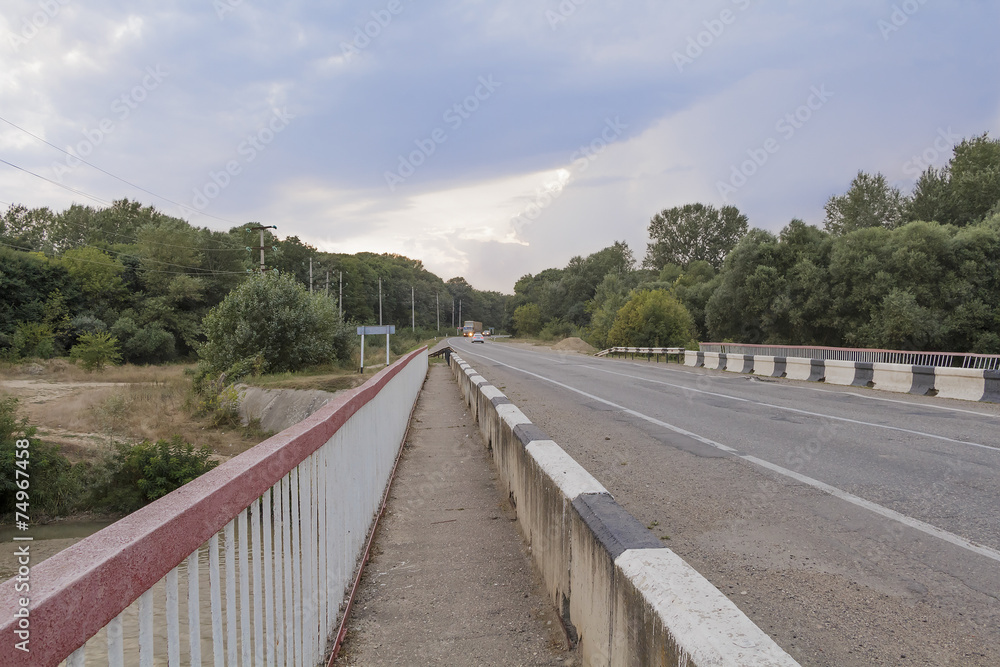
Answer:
[{"left": 1, "top": 347, "right": 428, "bottom": 667}]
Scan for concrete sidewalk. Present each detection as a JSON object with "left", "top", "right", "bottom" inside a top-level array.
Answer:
[{"left": 334, "top": 361, "right": 575, "bottom": 667}]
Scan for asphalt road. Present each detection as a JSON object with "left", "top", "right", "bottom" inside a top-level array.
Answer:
[{"left": 449, "top": 337, "right": 1000, "bottom": 666}]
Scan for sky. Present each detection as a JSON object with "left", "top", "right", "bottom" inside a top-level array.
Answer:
[{"left": 2, "top": 1, "right": 998, "bottom": 293}]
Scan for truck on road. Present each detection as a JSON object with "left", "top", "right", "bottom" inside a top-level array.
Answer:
[{"left": 462, "top": 320, "right": 483, "bottom": 337}]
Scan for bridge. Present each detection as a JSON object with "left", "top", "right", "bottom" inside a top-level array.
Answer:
[{"left": 5, "top": 338, "right": 995, "bottom": 665}]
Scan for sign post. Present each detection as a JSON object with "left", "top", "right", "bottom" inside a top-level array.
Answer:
[{"left": 357, "top": 325, "right": 396, "bottom": 372}]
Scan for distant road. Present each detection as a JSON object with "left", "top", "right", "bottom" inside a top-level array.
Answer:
[{"left": 450, "top": 337, "right": 1000, "bottom": 666}]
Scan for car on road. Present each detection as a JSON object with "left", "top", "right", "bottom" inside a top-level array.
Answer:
[{"left": 471, "top": 333, "right": 485, "bottom": 343}]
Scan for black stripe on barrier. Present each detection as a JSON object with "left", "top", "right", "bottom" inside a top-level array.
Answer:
[
  {"left": 513, "top": 423, "right": 550, "bottom": 449},
  {"left": 490, "top": 396, "right": 513, "bottom": 407},
  {"left": 854, "top": 362, "right": 874, "bottom": 387},
  {"left": 909, "top": 365, "right": 935, "bottom": 396},
  {"left": 808, "top": 359, "right": 825, "bottom": 382},
  {"left": 983, "top": 370, "right": 1000, "bottom": 402},
  {"left": 571, "top": 493, "right": 665, "bottom": 560},
  {"left": 716, "top": 353, "right": 727, "bottom": 370},
  {"left": 740, "top": 356, "right": 754, "bottom": 374},
  {"left": 773, "top": 357, "right": 787, "bottom": 378},
  {"left": 696, "top": 351, "right": 704, "bottom": 367}
]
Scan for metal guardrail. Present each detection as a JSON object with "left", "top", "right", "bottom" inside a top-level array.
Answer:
[
  {"left": 596, "top": 346, "right": 685, "bottom": 362},
  {"left": 699, "top": 343, "right": 1000, "bottom": 370},
  {"left": 0, "top": 349, "right": 428, "bottom": 667}
]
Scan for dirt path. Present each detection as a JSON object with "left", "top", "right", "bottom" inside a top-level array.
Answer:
[{"left": 334, "top": 363, "right": 575, "bottom": 667}]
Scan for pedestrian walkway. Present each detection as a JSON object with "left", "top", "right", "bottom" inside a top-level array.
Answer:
[{"left": 334, "top": 361, "right": 575, "bottom": 666}]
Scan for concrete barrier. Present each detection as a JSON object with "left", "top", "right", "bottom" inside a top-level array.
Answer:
[
  {"left": 935, "top": 367, "right": 987, "bottom": 401},
  {"left": 752, "top": 356, "right": 786, "bottom": 378},
  {"left": 823, "top": 359, "right": 856, "bottom": 386},
  {"left": 724, "top": 353, "right": 754, "bottom": 374},
  {"left": 785, "top": 357, "right": 824, "bottom": 382},
  {"left": 449, "top": 354, "right": 799, "bottom": 667},
  {"left": 679, "top": 351, "right": 995, "bottom": 403},
  {"left": 872, "top": 363, "right": 935, "bottom": 395},
  {"left": 702, "top": 351, "right": 722, "bottom": 370},
  {"left": 984, "top": 370, "right": 1000, "bottom": 402}
]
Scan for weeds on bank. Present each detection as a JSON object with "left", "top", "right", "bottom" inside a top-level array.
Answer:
[{"left": 0, "top": 397, "right": 217, "bottom": 519}]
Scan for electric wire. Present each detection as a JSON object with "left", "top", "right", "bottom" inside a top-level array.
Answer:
[
  {"left": 0, "top": 158, "right": 255, "bottom": 253},
  {"left": 0, "top": 114, "right": 246, "bottom": 227}
]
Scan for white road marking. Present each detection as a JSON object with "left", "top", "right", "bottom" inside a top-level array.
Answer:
[
  {"left": 462, "top": 348, "right": 1000, "bottom": 564},
  {"left": 583, "top": 365, "right": 998, "bottom": 453}
]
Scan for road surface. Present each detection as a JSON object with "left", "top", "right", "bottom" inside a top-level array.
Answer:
[{"left": 450, "top": 337, "right": 1000, "bottom": 666}]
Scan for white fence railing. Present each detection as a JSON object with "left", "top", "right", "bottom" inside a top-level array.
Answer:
[
  {"left": 699, "top": 342, "right": 1000, "bottom": 370},
  {"left": 1, "top": 348, "right": 428, "bottom": 667}
]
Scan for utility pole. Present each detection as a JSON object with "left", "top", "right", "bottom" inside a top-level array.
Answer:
[
  {"left": 411, "top": 286, "right": 415, "bottom": 331},
  {"left": 378, "top": 277, "right": 382, "bottom": 325},
  {"left": 325, "top": 271, "right": 329, "bottom": 298},
  {"left": 247, "top": 225, "right": 277, "bottom": 272},
  {"left": 451, "top": 298, "right": 454, "bottom": 329},
  {"left": 339, "top": 271, "right": 343, "bottom": 319},
  {"left": 309, "top": 257, "right": 313, "bottom": 293},
  {"left": 436, "top": 292, "right": 440, "bottom": 332},
  {"left": 459, "top": 299, "right": 462, "bottom": 325}
]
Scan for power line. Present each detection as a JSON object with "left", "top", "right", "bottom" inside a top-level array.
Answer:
[
  {"left": 0, "top": 157, "right": 114, "bottom": 207},
  {"left": 0, "top": 161, "right": 254, "bottom": 253},
  {"left": 0, "top": 114, "right": 245, "bottom": 227}
]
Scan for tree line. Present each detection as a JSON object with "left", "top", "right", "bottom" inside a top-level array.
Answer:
[
  {"left": 510, "top": 132, "right": 1000, "bottom": 353},
  {"left": 0, "top": 200, "right": 507, "bottom": 364},
  {"left": 2, "top": 132, "right": 998, "bottom": 363}
]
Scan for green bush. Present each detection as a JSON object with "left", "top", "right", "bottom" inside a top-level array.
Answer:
[
  {"left": 92, "top": 436, "right": 219, "bottom": 514},
  {"left": 109, "top": 317, "right": 176, "bottom": 364},
  {"left": 538, "top": 319, "right": 577, "bottom": 342},
  {"left": 607, "top": 289, "right": 696, "bottom": 348},
  {"left": 200, "top": 272, "right": 354, "bottom": 376},
  {"left": 70, "top": 331, "right": 122, "bottom": 371},
  {"left": 512, "top": 303, "right": 543, "bottom": 337},
  {"left": 9, "top": 321, "right": 55, "bottom": 360},
  {"left": 0, "top": 396, "right": 87, "bottom": 518}
]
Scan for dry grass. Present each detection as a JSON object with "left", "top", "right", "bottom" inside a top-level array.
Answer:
[
  {"left": 1, "top": 359, "right": 268, "bottom": 461},
  {"left": 0, "top": 358, "right": 193, "bottom": 384}
]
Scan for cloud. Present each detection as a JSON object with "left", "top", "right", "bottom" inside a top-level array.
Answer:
[{"left": 1, "top": 1, "right": 998, "bottom": 292}]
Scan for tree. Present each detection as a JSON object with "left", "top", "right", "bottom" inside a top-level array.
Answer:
[
  {"left": 59, "top": 247, "right": 127, "bottom": 309},
  {"left": 948, "top": 133, "right": 1000, "bottom": 225},
  {"left": 607, "top": 290, "right": 695, "bottom": 348},
  {"left": 200, "top": 272, "right": 353, "bottom": 376},
  {"left": 70, "top": 332, "right": 122, "bottom": 371},
  {"left": 824, "top": 171, "right": 905, "bottom": 235},
  {"left": 672, "top": 260, "right": 719, "bottom": 341},
  {"left": 585, "top": 272, "right": 638, "bottom": 349},
  {"left": 704, "top": 229, "right": 788, "bottom": 343},
  {"left": 512, "top": 303, "right": 543, "bottom": 337},
  {"left": 643, "top": 203, "right": 748, "bottom": 271},
  {"left": 906, "top": 166, "right": 954, "bottom": 224}
]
